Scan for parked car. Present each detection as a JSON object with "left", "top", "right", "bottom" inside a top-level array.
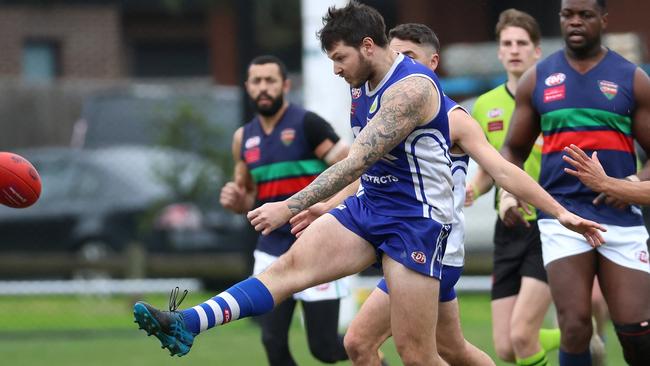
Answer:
[{"left": 0, "top": 145, "right": 255, "bottom": 283}]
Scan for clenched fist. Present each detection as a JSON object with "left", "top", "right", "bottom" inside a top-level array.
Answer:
[{"left": 220, "top": 181, "right": 249, "bottom": 213}]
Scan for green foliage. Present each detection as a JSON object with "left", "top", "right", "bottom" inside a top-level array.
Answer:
[
  {"left": 135, "top": 102, "right": 233, "bottom": 233},
  {"left": 156, "top": 103, "right": 230, "bottom": 169},
  {"left": 156, "top": 102, "right": 231, "bottom": 198}
]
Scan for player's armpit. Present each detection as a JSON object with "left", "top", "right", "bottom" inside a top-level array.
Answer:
[{"left": 352, "top": 76, "right": 438, "bottom": 168}]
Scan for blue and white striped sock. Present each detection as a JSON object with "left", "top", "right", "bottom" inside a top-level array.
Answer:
[{"left": 181, "top": 277, "right": 274, "bottom": 334}]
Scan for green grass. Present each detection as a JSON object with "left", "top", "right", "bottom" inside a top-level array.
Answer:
[{"left": 0, "top": 292, "right": 625, "bottom": 365}]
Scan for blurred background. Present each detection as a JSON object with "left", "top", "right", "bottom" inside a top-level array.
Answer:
[{"left": 0, "top": 0, "right": 647, "bottom": 365}]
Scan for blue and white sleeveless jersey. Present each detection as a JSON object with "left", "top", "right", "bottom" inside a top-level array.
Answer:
[
  {"left": 444, "top": 96, "right": 469, "bottom": 267},
  {"left": 349, "top": 54, "right": 453, "bottom": 223}
]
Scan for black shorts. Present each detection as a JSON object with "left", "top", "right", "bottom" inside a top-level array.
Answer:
[{"left": 491, "top": 217, "right": 547, "bottom": 300}]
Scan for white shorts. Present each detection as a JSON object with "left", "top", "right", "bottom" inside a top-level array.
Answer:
[
  {"left": 538, "top": 219, "right": 650, "bottom": 273},
  {"left": 252, "top": 250, "right": 350, "bottom": 302}
]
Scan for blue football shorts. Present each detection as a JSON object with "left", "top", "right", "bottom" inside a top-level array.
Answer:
[
  {"left": 329, "top": 194, "right": 451, "bottom": 279},
  {"left": 376, "top": 265, "right": 463, "bottom": 302}
]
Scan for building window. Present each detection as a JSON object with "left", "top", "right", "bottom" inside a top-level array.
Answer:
[{"left": 23, "top": 40, "right": 60, "bottom": 82}]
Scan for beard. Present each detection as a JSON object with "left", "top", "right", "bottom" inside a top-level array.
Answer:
[
  {"left": 253, "top": 92, "right": 284, "bottom": 117},
  {"left": 348, "top": 53, "right": 374, "bottom": 88}
]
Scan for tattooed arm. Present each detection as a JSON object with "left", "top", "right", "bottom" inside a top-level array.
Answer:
[{"left": 247, "top": 76, "right": 439, "bottom": 235}]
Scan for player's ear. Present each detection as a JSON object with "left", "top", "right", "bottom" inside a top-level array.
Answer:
[
  {"left": 430, "top": 53, "right": 440, "bottom": 70},
  {"left": 283, "top": 78, "right": 292, "bottom": 94},
  {"left": 244, "top": 80, "right": 252, "bottom": 95},
  {"left": 600, "top": 12, "right": 608, "bottom": 30},
  {"left": 361, "top": 37, "right": 374, "bottom": 57}
]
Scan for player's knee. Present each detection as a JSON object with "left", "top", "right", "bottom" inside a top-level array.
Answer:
[
  {"left": 394, "top": 338, "right": 433, "bottom": 366},
  {"left": 343, "top": 331, "right": 366, "bottom": 360},
  {"left": 614, "top": 321, "right": 650, "bottom": 366},
  {"left": 270, "top": 251, "right": 297, "bottom": 273},
  {"left": 559, "top": 316, "right": 592, "bottom": 349},
  {"left": 510, "top": 325, "right": 535, "bottom": 352}
]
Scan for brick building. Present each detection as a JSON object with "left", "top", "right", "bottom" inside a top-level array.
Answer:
[
  {"left": 0, "top": 0, "right": 647, "bottom": 84},
  {"left": 0, "top": 3, "right": 123, "bottom": 80}
]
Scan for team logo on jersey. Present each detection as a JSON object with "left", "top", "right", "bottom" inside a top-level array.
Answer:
[
  {"left": 351, "top": 102, "right": 357, "bottom": 116},
  {"left": 244, "top": 147, "right": 260, "bottom": 163},
  {"left": 245, "top": 136, "right": 261, "bottom": 149},
  {"left": 351, "top": 87, "right": 362, "bottom": 99},
  {"left": 411, "top": 251, "right": 427, "bottom": 264},
  {"left": 280, "top": 128, "right": 295, "bottom": 146},
  {"left": 487, "top": 108, "right": 503, "bottom": 118},
  {"left": 545, "top": 73, "right": 566, "bottom": 86},
  {"left": 637, "top": 250, "right": 649, "bottom": 264},
  {"left": 598, "top": 80, "right": 618, "bottom": 100},
  {"left": 369, "top": 96, "right": 378, "bottom": 114},
  {"left": 543, "top": 85, "right": 565, "bottom": 103}
]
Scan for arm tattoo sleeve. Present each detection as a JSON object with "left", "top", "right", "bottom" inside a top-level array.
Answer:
[{"left": 286, "top": 76, "right": 436, "bottom": 214}]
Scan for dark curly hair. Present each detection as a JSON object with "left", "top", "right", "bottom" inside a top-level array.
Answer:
[{"left": 317, "top": 1, "right": 388, "bottom": 52}]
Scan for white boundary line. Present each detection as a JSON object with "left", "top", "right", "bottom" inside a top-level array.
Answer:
[{"left": 0, "top": 278, "right": 202, "bottom": 296}]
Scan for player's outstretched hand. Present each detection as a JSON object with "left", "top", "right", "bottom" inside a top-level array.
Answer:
[
  {"left": 290, "top": 202, "right": 329, "bottom": 238},
  {"left": 563, "top": 144, "right": 633, "bottom": 209},
  {"left": 556, "top": 210, "right": 607, "bottom": 248},
  {"left": 562, "top": 144, "right": 607, "bottom": 192},
  {"left": 247, "top": 201, "right": 293, "bottom": 235}
]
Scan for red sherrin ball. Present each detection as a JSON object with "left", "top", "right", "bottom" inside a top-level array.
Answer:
[{"left": 0, "top": 152, "right": 42, "bottom": 208}]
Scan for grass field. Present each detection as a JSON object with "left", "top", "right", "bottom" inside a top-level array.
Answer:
[{"left": 0, "top": 291, "right": 625, "bottom": 365}]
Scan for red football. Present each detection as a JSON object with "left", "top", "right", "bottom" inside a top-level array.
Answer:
[{"left": 0, "top": 152, "right": 42, "bottom": 208}]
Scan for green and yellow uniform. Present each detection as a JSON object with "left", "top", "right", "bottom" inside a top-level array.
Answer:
[{"left": 472, "top": 84, "right": 543, "bottom": 221}]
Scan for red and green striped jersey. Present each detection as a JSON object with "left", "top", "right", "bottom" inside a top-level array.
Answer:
[
  {"left": 532, "top": 49, "right": 642, "bottom": 226},
  {"left": 251, "top": 159, "right": 327, "bottom": 202},
  {"left": 240, "top": 103, "right": 337, "bottom": 255}
]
